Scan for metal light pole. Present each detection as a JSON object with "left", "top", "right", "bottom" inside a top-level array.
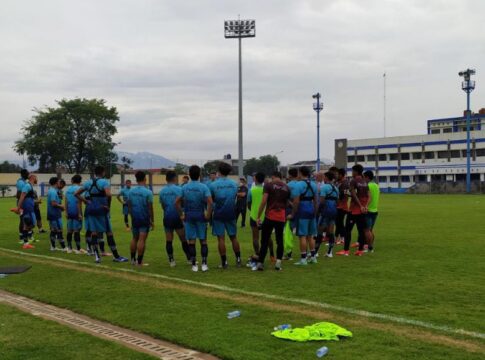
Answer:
[
  {"left": 459, "top": 69, "right": 476, "bottom": 193},
  {"left": 224, "top": 18, "right": 256, "bottom": 177},
  {"left": 312, "top": 93, "right": 324, "bottom": 172}
]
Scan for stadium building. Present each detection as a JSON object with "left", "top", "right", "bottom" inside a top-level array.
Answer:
[{"left": 334, "top": 109, "right": 485, "bottom": 192}]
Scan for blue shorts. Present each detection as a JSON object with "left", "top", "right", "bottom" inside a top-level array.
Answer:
[
  {"left": 67, "top": 218, "right": 83, "bottom": 232},
  {"left": 185, "top": 221, "right": 207, "bottom": 240},
  {"left": 212, "top": 219, "right": 237, "bottom": 237},
  {"left": 122, "top": 205, "right": 129, "bottom": 216},
  {"left": 163, "top": 217, "right": 184, "bottom": 232},
  {"left": 132, "top": 226, "right": 150, "bottom": 237},
  {"left": 366, "top": 212, "right": 378, "bottom": 230},
  {"left": 295, "top": 218, "right": 317, "bottom": 237},
  {"left": 22, "top": 212, "right": 37, "bottom": 228},
  {"left": 319, "top": 215, "right": 336, "bottom": 228},
  {"left": 49, "top": 218, "right": 63, "bottom": 231},
  {"left": 85, "top": 214, "right": 112, "bottom": 233}
]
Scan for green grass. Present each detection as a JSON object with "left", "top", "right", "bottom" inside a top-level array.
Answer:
[
  {"left": 0, "top": 303, "right": 155, "bottom": 360},
  {"left": 0, "top": 194, "right": 484, "bottom": 359}
]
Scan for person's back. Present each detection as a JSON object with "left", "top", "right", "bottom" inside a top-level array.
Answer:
[
  {"left": 47, "top": 187, "right": 62, "bottom": 220},
  {"left": 160, "top": 183, "right": 182, "bottom": 221},
  {"left": 367, "top": 182, "right": 379, "bottom": 214},
  {"left": 349, "top": 175, "right": 369, "bottom": 215},
  {"left": 129, "top": 185, "right": 153, "bottom": 227},
  {"left": 210, "top": 177, "right": 237, "bottom": 221},
  {"left": 183, "top": 181, "right": 210, "bottom": 222},
  {"left": 21, "top": 181, "right": 35, "bottom": 213},
  {"left": 265, "top": 179, "right": 290, "bottom": 222},
  {"left": 296, "top": 179, "right": 318, "bottom": 219},
  {"left": 249, "top": 184, "right": 265, "bottom": 222},
  {"left": 66, "top": 185, "right": 81, "bottom": 219},
  {"left": 83, "top": 177, "right": 110, "bottom": 216}
]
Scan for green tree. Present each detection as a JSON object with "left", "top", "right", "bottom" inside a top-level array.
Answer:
[
  {"left": 0, "top": 161, "right": 22, "bottom": 173},
  {"left": 243, "top": 155, "right": 280, "bottom": 176},
  {"left": 173, "top": 163, "right": 188, "bottom": 175},
  {"left": 120, "top": 156, "right": 134, "bottom": 172},
  {"left": 202, "top": 160, "right": 221, "bottom": 176},
  {"left": 14, "top": 98, "right": 119, "bottom": 173}
]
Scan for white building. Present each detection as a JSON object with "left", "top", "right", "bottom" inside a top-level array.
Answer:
[{"left": 334, "top": 111, "right": 485, "bottom": 192}]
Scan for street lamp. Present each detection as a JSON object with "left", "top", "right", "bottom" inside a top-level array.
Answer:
[
  {"left": 312, "top": 93, "right": 324, "bottom": 172},
  {"left": 224, "top": 18, "right": 256, "bottom": 177},
  {"left": 459, "top": 68, "right": 476, "bottom": 193}
]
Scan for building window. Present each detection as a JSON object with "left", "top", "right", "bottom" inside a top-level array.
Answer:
[
  {"left": 431, "top": 129, "right": 440, "bottom": 134},
  {"left": 389, "top": 154, "right": 399, "bottom": 161},
  {"left": 401, "top": 175, "right": 411, "bottom": 182},
  {"left": 443, "top": 127, "right": 452, "bottom": 133},
  {"left": 424, "top": 151, "right": 435, "bottom": 159},
  {"left": 347, "top": 155, "right": 355, "bottom": 163},
  {"left": 378, "top": 176, "right": 387, "bottom": 183},
  {"left": 367, "top": 154, "right": 376, "bottom": 162},
  {"left": 476, "top": 148, "right": 485, "bottom": 157},
  {"left": 412, "top": 152, "right": 422, "bottom": 160},
  {"left": 450, "top": 150, "right": 461, "bottom": 158},
  {"left": 400, "top": 153, "right": 410, "bottom": 160},
  {"left": 356, "top": 155, "right": 365, "bottom": 162},
  {"left": 461, "top": 149, "right": 476, "bottom": 157},
  {"left": 379, "top": 154, "right": 387, "bottom": 161},
  {"left": 390, "top": 176, "right": 399, "bottom": 183},
  {"left": 417, "top": 175, "right": 427, "bottom": 182},
  {"left": 437, "top": 151, "right": 449, "bottom": 159}
]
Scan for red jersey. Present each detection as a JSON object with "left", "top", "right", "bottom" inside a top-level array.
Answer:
[
  {"left": 337, "top": 178, "right": 350, "bottom": 211},
  {"left": 349, "top": 176, "right": 369, "bottom": 215},
  {"left": 263, "top": 180, "right": 290, "bottom": 222}
]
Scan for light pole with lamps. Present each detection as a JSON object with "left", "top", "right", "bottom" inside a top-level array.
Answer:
[
  {"left": 312, "top": 93, "right": 324, "bottom": 172},
  {"left": 459, "top": 69, "right": 476, "bottom": 193}
]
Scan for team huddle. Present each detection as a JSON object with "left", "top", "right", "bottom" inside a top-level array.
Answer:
[{"left": 12, "top": 162, "right": 380, "bottom": 272}]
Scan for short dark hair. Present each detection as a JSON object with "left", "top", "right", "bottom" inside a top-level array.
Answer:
[
  {"left": 338, "top": 168, "right": 346, "bottom": 177},
  {"left": 240, "top": 177, "right": 246, "bottom": 183},
  {"left": 135, "top": 170, "right": 146, "bottom": 182},
  {"left": 288, "top": 168, "right": 298, "bottom": 178},
  {"left": 49, "top": 177, "right": 58, "bottom": 186},
  {"left": 166, "top": 170, "right": 177, "bottom": 182},
  {"left": 218, "top": 162, "right": 232, "bottom": 176},
  {"left": 126, "top": 179, "right": 132, "bottom": 184},
  {"left": 255, "top": 172, "right": 265, "bottom": 184},
  {"left": 20, "top": 169, "right": 29, "bottom": 179},
  {"left": 189, "top": 165, "right": 201, "bottom": 181},
  {"left": 272, "top": 171, "right": 282, "bottom": 179},
  {"left": 329, "top": 166, "right": 339, "bottom": 174},
  {"left": 71, "top": 174, "right": 82, "bottom": 184},
  {"left": 94, "top": 165, "right": 105, "bottom": 176},
  {"left": 352, "top": 164, "right": 364, "bottom": 175},
  {"left": 363, "top": 170, "right": 374, "bottom": 181},
  {"left": 299, "top": 166, "right": 310, "bottom": 177},
  {"left": 59, "top": 179, "right": 66, "bottom": 186},
  {"left": 324, "top": 171, "right": 335, "bottom": 181}
]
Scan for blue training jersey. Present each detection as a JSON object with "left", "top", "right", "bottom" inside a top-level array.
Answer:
[
  {"left": 287, "top": 180, "right": 300, "bottom": 199},
  {"left": 209, "top": 177, "right": 237, "bottom": 221},
  {"left": 128, "top": 185, "right": 153, "bottom": 227},
  {"left": 82, "top": 177, "right": 110, "bottom": 216},
  {"left": 181, "top": 181, "right": 211, "bottom": 222},
  {"left": 159, "top": 184, "right": 182, "bottom": 221},
  {"left": 47, "top": 187, "right": 62, "bottom": 220},
  {"left": 65, "top": 185, "right": 81, "bottom": 219},
  {"left": 295, "top": 179, "right": 318, "bottom": 219},
  {"left": 21, "top": 182, "right": 35, "bottom": 212},
  {"left": 119, "top": 187, "right": 131, "bottom": 203},
  {"left": 16, "top": 178, "right": 26, "bottom": 193}
]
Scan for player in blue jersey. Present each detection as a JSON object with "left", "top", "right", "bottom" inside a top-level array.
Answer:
[
  {"left": 16, "top": 174, "right": 38, "bottom": 249},
  {"left": 289, "top": 166, "right": 318, "bottom": 266},
  {"left": 75, "top": 166, "right": 128, "bottom": 263},
  {"left": 47, "top": 177, "right": 66, "bottom": 251},
  {"left": 15, "top": 169, "right": 29, "bottom": 242},
  {"left": 209, "top": 162, "right": 242, "bottom": 269},
  {"left": 117, "top": 179, "right": 132, "bottom": 231},
  {"left": 128, "top": 171, "right": 154, "bottom": 266},
  {"left": 159, "top": 170, "right": 190, "bottom": 267},
  {"left": 318, "top": 171, "right": 339, "bottom": 258},
  {"left": 176, "top": 165, "right": 212, "bottom": 272},
  {"left": 65, "top": 174, "right": 83, "bottom": 254}
]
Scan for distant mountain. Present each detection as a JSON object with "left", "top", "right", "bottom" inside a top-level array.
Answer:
[{"left": 116, "top": 151, "right": 176, "bottom": 169}]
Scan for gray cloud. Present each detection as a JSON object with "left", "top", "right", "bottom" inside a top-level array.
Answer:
[{"left": 1, "top": 0, "right": 484, "bottom": 165}]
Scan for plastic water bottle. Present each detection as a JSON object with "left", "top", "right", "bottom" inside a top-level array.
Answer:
[
  {"left": 227, "top": 310, "right": 241, "bottom": 319},
  {"left": 273, "top": 324, "right": 292, "bottom": 331},
  {"left": 316, "top": 346, "right": 328, "bottom": 357}
]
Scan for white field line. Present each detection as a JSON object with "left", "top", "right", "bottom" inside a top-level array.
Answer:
[{"left": 1, "top": 247, "right": 484, "bottom": 341}]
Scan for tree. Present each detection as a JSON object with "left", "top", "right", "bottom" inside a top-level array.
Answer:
[
  {"left": 202, "top": 160, "right": 221, "bottom": 176},
  {"left": 243, "top": 155, "right": 280, "bottom": 176},
  {"left": 14, "top": 98, "right": 119, "bottom": 173},
  {"left": 0, "top": 161, "right": 22, "bottom": 173},
  {"left": 173, "top": 163, "right": 188, "bottom": 175},
  {"left": 120, "top": 156, "right": 134, "bottom": 172}
]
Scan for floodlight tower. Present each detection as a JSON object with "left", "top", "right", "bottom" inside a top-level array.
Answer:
[
  {"left": 224, "top": 18, "right": 256, "bottom": 177},
  {"left": 459, "top": 68, "right": 476, "bottom": 193},
  {"left": 312, "top": 93, "right": 324, "bottom": 172}
]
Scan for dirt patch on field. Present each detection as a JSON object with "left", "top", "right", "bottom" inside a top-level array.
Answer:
[{"left": 1, "top": 251, "right": 484, "bottom": 354}]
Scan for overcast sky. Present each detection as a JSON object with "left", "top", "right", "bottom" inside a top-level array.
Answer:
[{"left": 1, "top": 0, "right": 484, "bottom": 165}]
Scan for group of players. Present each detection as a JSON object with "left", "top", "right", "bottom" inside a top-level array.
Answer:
[{"left": 12, "top": 161, "right": 379, "bottom": 272}]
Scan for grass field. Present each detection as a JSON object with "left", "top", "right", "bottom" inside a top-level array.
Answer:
[{"left": 0, "top": 194, "right": 484, "bottom": 359}]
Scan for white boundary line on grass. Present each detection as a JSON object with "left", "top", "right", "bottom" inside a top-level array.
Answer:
[{"left": 1, "top": 247, "right": 484, "bottom": 341}]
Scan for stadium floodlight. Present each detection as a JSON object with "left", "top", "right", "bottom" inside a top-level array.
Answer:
[
  {"left": 224, "top": 18, "right": 256, "bottom": 177},
  {"left": 458, "top": 68, "right": 476, "bottom": 193},
  {"left": 312, "top": 93, "right": 323, "bottom": 172}
]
